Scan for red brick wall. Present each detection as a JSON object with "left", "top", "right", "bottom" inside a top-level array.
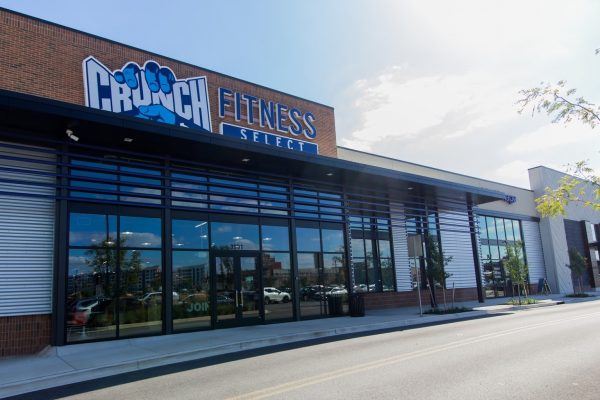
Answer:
[
  {"left": 0, "top": 9, "right": 338, "bottom": 157},
  {"left": 0, "top": 315, "right": 51, "bottom": 356},
  {"left": 363, "top": 288, "right": 480, "bottom": 310}
]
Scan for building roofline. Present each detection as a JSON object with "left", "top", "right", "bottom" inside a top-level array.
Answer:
[
  {"left": 0, "top": 89, "right": 508, "bottom": 203},
  {"left": 0, "top": 7, "right": 334, "bottom": 111},
  {"left": 337, "top": 145, "right": 533, "bottom": 192}
]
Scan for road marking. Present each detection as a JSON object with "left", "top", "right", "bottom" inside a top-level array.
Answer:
[{"left": 226, "top": 310, "right": 600, "bottom": 400}]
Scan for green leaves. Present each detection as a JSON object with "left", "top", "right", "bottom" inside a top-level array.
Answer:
[
  {"left": 517, "top": 80, "right": 599, "bottom": 128},
  {"left": 534, "top": 161, "right": 600, "bottom": 217}
]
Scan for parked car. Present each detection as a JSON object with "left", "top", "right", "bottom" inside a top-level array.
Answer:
[{"left": 263, "top": 287, "right": 290, "bottom": 304}]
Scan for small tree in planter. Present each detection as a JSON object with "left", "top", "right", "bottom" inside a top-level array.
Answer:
[
  {"left": 567, "top": 248, "right": 588, "bottom": 295},
  {"left": 504, "top": 241, "right": 529, "bottom": 305},
  {"left": 425, "top": 236, "right": 453, "bottom": 311}
]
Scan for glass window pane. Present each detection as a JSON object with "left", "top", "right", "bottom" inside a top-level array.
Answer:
[
  {"left": 296, "top": 227, "right": 321, "bottom": 252},
  {"left": 351, "top": 238, "right": 365, "bottom": 259},
  {"left": 495, "top": 218, "right": 506, "bottom": 241},
  {"left": 119, "top": 249, "right": 163, "bottom": 337},
  {"left": 261, "top": 225, "right": 290, "bottom": 251},
  {"left": 323, "top": 253, "right": 347, "bottom": 291},
  {"left": 211, "top": 222, "right": 259, "bottom": 251},
  {"left": 71, "top": 169, "right": 117, "bottom": 181},
  {"left": 172, "top": 219, "right": 209, "bottom": 249},
  {"left": 69, "top": 213, "right": 117, "bottom": 247},
  {"left": 295, "top": 196, "right": 318, "bottom": 204},
  {"left": 297, "top": 252, "right": 323, "bottom": 319},
  {"left": 478, "top": 215, "right": 488, "bottom": 239},
  {"left": 172, "top": 172, "right": 207, "bottom": 183},
  {"left": 71, "top": 191, "right": 118, "bottom": 201},
  {"left": 490, "top": 245, "right": 500, "bottom": 260},
  {"left": 71, "top": 180, "right": 117, "bottom": 193},
  {"left": 66, "top": 249, "right": 116, "bottom": 342},
  {"left": 378, "top": 239, "right": 391, "bottom": 258},
  {"left": 486, "top": 216, "right": 497, "bottom": 240},
  {"left": 262, "top": 253, "right": 293, "bottom": 322},
  {"left": 480, "top": 245, "right": 491, "bottom": 263},
  {"left": 172, "top": 200, "right": 208, "bottom": 209},
  {"left": 352, "top": 259, "right": 367, "bottom": 292},
  {"left": 71, "top": 159, "right": 117, "bottom": 171},
  {"left": 321, "top": 228, "right": 345, "bottom": 253},
  {"left": 504, "top": 219, "right": 515, "bottom": 241},
  {"left": 172, "top": 191, "right": 208, "bottom": 201},
  {"left": 120, "top": 216, "right": 162, "bottom": 248},
  {"left": 381, "top": 258, "right": 394, "bottom": 291},
  {"left": 173, "top": 251, "right": 210, "bottom": 331},
  {"left": 210, "top": 178, "right": 257, "bottom": 189},
  {"left": 513, "top": 220, "right": 522, "bottom": 241}
]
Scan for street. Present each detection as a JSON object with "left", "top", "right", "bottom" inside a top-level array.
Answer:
[{"left": 20, "top": 300, "right": 600, "bottom": 400}]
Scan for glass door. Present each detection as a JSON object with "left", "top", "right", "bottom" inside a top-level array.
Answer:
[{"left": 213, "top": 252, "right": 262, "bottom": 327}]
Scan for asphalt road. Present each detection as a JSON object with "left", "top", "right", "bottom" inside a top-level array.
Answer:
[{"left": 23, "top": 300, "right": 600, "bottom": 400}]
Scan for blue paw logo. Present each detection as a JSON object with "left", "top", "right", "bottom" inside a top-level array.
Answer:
[{"left": 83, "top": 56, "right": 212, "bottom": 132}]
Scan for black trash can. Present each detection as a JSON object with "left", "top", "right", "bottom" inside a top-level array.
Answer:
[
  {"left": 349, "top": 293, "right": 365, "bottom": 317},
  {"left": 327, "top": 295, "right": 344, "bottom": 316}
]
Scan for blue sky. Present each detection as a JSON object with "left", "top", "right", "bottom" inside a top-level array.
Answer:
[{"left": 2, "top": 0, "right": 599, "bottom": 188}]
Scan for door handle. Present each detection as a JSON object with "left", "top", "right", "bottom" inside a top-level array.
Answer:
[
  {"left": 240, "top": 291, "right": 244, "bottom": 308},
  {"left": 235, "top": 290, "right": 239, "bottom": 308}
]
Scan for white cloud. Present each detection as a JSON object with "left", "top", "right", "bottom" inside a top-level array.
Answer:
[
  {"left": 506, "top": 122, "right": 598, "bottom": 153},
  {"left": 339, "top": 67, "right": 520, "bottom": 151}
]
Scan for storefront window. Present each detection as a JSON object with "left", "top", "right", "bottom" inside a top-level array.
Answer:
[
  {"left": 66, "top": 211, "right": 163, "bottom": 343},
  {"left": 478, "top": 215, "right": 526, "bottom": 298},
  {"left": 350, "top": 216, "right": 394, "bottom": 293}
]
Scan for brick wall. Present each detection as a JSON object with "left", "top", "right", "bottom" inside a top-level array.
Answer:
[
  {"left": 363, "top": 288, "right": 480, "bottom": 310},
  {"left": 0, "top": 315, "right": 51, "bottom": 356},
  {"left": 0, "top": 9, "right": 338, "bottom": 157}
]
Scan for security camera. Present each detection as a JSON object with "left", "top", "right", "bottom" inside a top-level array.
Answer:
[{"left": 66, "top": 129, "right": 79, "bottom": 142}]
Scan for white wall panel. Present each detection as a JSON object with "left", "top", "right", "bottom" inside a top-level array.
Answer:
[{"left": 0, "top": 143, "right": 55, "bottom": 316}]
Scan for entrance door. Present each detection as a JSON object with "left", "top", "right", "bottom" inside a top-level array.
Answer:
[{"left": 213, "top": 253, "right": 262, "bottom": 327}]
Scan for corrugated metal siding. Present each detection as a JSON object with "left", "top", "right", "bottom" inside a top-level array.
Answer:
[
  {"left": 0, "top": 143, "right": 56, "bottom": 316},
  {"left": 439, "top": 211, "right": 477, "bottom": 288},
  {"left": 522, "top": 220, "right": 546, "bottom": 282},
  {"left": 390, "top": 202, "right": 411, "bottom": 291}
]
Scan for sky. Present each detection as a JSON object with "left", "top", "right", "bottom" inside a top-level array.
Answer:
[{"left": 2, "top": 0, "right": 599, "bottom": 189}]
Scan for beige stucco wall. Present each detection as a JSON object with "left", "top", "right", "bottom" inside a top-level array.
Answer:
[{"left": 337, "top": 147, "right": 539, "bottom": 217}]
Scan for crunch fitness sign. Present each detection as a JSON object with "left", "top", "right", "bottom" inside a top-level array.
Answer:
[
  {"left": 83, "top": 56, "right": 211, "bottom": 131},
  {"left": 83, "top": 56, "right": 319, "bottom": 154}
]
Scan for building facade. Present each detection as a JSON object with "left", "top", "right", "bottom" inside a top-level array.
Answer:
[{"left": 0, "top": 9, "right": 598, "bottom": 356}]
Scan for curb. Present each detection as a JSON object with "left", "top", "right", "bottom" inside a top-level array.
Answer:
[
  {"left": 0, "top": 311, "right": 489, "bottom": 398},
  {"left": 0, "top": 300, "right": 570, "bottom": 398}
]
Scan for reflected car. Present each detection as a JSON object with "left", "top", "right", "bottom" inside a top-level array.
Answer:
[
  {"left": 327, "top": 287, "right": 348, "bottom": 297},
  {"left": 140, "top": 292, "right": 180, "bottom": 305},
  {"left": 217, "top": 295, "right": 234, "bottom": 304},
  {"left": 263, "top": 287, "right": 290, "bottom": 304},
  {"left": 67, "top": 298, "right": 100, "bottom": 325}
]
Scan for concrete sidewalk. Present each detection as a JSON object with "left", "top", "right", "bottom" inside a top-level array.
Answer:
[{"left": 0, "top": 294, "right": 590, "bottom": 399}]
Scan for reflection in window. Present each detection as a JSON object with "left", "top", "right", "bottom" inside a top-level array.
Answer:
[
  {"left": 321, "top": 229, "right": 344, "bottom": 253},
  {"left": 172, "top": 220, "right": 209, "bottom": 249},
  {"left": 296, "top": 227, "right": 321, "bottom": 252},
  {"left": 66, "top": 212, "right": 163, "bottom": 343},
  {"left": 261, "top": 225, "right": 290, "bottom": 251},
  {"left": 211, "top": 222, "right": 259, "bottom": 250},
  {"left": 173, "top": 251, "right": 210, "bottom": 331},
  {"left": 263, "top": 253, "right": 293, "bottom": 322},
  {"left": 351, "top": 216, "right": 394, "bottom": 293},
  {"left": 120, "top": 216, "right": 162, "bottom": 248}
]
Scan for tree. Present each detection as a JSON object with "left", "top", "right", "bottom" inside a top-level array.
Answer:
[
  {"left": 424, "top": 236, "right": 453, "bottom": 310},
  {"left": 517, "top": 78, "right": 600, "bottom": 217},
  {"left": 503, "top": 241, "right": 529, "bottom": 305},
  {"left": 566, "top": 248, "right": 588, "bottom": 295}
]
